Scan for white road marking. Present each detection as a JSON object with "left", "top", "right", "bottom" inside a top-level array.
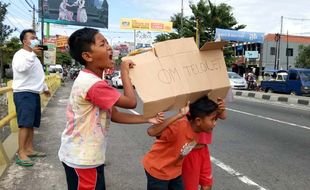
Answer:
[
  {"left": 227, "top": 108, "right": 310, "bottom": 130},
  {"left": 211, "top": 157, "right": 268, "bottom": 190},
  {"left": 129, "top": 109, "right": 140, "bottom": 115},
  {"left": 129, "top": 109, "right": 268, "bottom": 189}
]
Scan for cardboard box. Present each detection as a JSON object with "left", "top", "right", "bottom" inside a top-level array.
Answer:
[{"left": 125, "top": 37, "right": 230, "bottom": 117}]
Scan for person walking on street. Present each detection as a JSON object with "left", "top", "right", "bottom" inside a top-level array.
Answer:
[{"left": 12, "top": 29, "right": 51, "bottom": 167}]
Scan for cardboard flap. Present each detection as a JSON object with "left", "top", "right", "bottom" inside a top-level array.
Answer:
[
  {"left": 154, "top": 37, "right": 198, "bottom": 58},
  {"left": 200, "top": 41, "right": 228, "bottom": 51}
]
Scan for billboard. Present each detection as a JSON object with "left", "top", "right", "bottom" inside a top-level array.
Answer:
[
  {"left": 43, "top": 36, "right": 57, "bottom": 65},
  {"left": 120, "top": 18, "right": 173, "bottom": 32},
  {"left": 215, "top": 28, "right": 264, "bottom": 43},
  {"left": 39, "top": 0, "right": 109, "bottom": 28}
]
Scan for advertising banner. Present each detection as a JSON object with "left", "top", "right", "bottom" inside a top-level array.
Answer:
[
  {"left": 39, "top": 0, "right": 108, "bottom": 28},
  {"left": 56, "top": 35, "right": 68, "bottom": 48},
  {"left": 43, "top": 37, "right": 57, "bottom": 65},
  {"left": 245, "top": 51, "right": 259, "bottom": 59},
  {"left": 215, "top": 28, "right": 264, "bottom": 43},
  {"left": 120, "top": 18, "right": 173, "bottom": 32}
]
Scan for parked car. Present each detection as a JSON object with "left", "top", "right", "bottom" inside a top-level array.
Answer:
[
  {"left": 260, "top": 68, "right": 310, "bottom": 96},
  {"left": 111, "top": 71, "right": 123, "bottom": 88},
  {"left": 228, "top": 72, "right": 248, "bottom": 89},
  {"left": 48, "top": 64, "right": 63, "bottom": 79}
]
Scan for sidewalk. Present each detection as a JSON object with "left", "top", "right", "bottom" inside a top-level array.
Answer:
[
  {"left": 0, "top": 83, "right": 71, "bottom": 190},
  {"left": 232, "top": 90, "right": 310, "bottom": 107},
  {"left": 0, "top": 81, "right": 151, "bottom": 190}
]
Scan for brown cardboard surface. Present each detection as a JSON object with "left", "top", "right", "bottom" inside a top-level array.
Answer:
[{"left": 124, "top": 37, "right": 230, "bottom": 117}]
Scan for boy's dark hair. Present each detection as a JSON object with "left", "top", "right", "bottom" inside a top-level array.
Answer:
[
  {"left": 187, "top": 96, "right": 218, "bottom": 121},
  {"left": 68, "top": 27, "right": 99, "bottom": 65},
  {"left": 20, "top": 29, "right": 36, "bottom": 44}
]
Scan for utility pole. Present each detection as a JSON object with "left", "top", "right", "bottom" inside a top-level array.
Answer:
[
  {"left": 195, "top": 18, "right": 200, "bottom": 47},
  {"left": 286, "top": 30, "right": 289, "bottom": 70},
  {"left": 41, "top": 0, "right": 45, "bottom": 65},
  {"left": 274, "top": 33, "right": 280, "bottom": 70},
  {"left": 25, "top": 0, "right": 36, "bottom": 31},
  {"left": 277, "top": 16, "right": 283, "bottom": 69},
  {"left": 180, "top": 0, "right": 184, "bottom": 37},
  {"left": 32, "top": 5, "right": 36, "bottom": 31}
]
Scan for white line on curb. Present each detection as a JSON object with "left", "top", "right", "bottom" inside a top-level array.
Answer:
[
  {"left": 227, "top": 108, "right": 310, "bottom": 130},
  {"left": 128, "top": 109, "right": 268, "bottom": 189},
  {"left": 233, "top": 96, "right": 310, "bottom": 112}
]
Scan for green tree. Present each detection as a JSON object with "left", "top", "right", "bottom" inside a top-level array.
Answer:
[
  {"left": 56, "top": 50, "right": 72, "bottom": 66},
  {"left": 295, "top": 45, "right": 310, "bottom": 68},
  {"left": 190, "top": 0, "right": 246, "bottom": 43},
  {"left": 154, "top": 0, "right": 245, "bottom": 67},
  {"left": 155, "top": 0, "right": 245, "bottom": 46},
  {"left": 0, "top": 2, "right": 16, "bottom": 79},
  {"left": 2, "top": 37, "right": 21, "bottom": 64}
]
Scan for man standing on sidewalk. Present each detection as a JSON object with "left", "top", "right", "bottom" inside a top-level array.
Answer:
[{"left": 12, "top": 29, "right": 51, "bottom": 167}]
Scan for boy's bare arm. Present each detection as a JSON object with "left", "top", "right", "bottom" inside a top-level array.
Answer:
[
  {"left": 147, "top": 101, "right": 190, "bottom": 137},
  {"left": 147, "top": 113, "right": 183, "bottom": 137},
  {"left": 114, "top": 60, "right": 137, "bottom": 109},
  {"left": 217, "top": 98, "right": 227, "bottom": 119},
  {"left": 111, "top": 107, "right": 164, "bottom": 124}
]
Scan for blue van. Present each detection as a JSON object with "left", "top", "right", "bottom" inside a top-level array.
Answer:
[{"left": 260, "top": 68, "right": 310, "bottom": 96}]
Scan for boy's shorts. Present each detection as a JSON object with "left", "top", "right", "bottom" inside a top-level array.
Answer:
[
  {"left": 62, "top": 162, "right": 106, "bottom": 190},
  {"left": 13, "top": 92, "right": 41, "bottom": 128},
  {"left": 182, "top": 146, "right": 213, "bottom": 189},
  {"left": 145, "top": 170, "right": 184, "bottom": 190}
]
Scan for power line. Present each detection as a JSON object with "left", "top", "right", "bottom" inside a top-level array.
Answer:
[
  {"left": 18, "top": 0, "right": 36, "bottom": 11},
  {"left": 7, "top": 12, "right": 30, "bottom": 30},
  {"left": 5, "top": 16, "right": 22, "bottom": 33},
  {"left": 283, "top": 16, "right": 310, "bottom": 21},
  {"left": 24, "top": 0, "right": 34, "bottom": 9},
  {"left": 8, "top": 0, "right": 30, "bottom": 13},
  {"left": 6, "top": 0, "right": 33, "bottom": 20}
]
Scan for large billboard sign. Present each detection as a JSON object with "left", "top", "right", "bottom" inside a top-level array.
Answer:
[
  {"left": 215, "top": 28, "right": 264, "bottom": 43},
  {"left": 43, "top": 36, "right": 57, "bottom": 65},
  {"left": 120, "top": 18, "right": 173, "bottom": 32},
  {"left": 39, "top": 0, "right": 109, "bottom": 28}
]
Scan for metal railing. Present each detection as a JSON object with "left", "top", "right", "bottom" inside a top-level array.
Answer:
[{"left": 0, "top": 75, "right": 61, "bottom": 177}]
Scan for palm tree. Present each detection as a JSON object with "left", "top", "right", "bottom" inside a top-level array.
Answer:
[{"left": 190, "top": 0, "right": 246, "bottom": 45}]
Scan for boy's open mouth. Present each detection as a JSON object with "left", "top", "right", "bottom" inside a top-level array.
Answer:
[{"left": 109, "top": 54, "right": 113, "bottom": 60}]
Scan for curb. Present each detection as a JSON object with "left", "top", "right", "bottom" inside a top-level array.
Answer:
[{"left": 232, "top": 90, "right": 310, "bottom": 107}]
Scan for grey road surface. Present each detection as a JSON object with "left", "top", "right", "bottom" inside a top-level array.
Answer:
[{"left": 0, "top": 83, "right": 309, "bottom": 190}]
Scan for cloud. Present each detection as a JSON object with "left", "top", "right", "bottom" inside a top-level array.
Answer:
[{"left": 121, "top": 0, "right": 310, "bottom": 35}]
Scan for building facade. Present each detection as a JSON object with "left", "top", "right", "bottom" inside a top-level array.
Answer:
[{"left": 263, "top": 34, "right": 310, "bottom": 70}]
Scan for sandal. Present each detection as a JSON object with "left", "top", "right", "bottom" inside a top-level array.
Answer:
[
  {"left": 27, "top": 150, "right": 47, "bottom": 157},
  {"left": 16, "top": 155, "right": 34, "bottom": 167}
]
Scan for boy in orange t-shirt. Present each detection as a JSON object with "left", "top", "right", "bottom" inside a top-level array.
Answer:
[
  {"left": 142, "top": 96, "right": 226, "bottom": 190},
  {"left": 182, "top": 100, "right": 226, "bottom": 190}
]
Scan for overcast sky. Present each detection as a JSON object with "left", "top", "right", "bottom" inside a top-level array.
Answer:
[{"left": 3, "top": 0, "right": 310, "bottom": 42}]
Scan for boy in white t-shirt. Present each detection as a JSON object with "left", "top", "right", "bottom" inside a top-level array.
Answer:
[{"left": 58, "top": 27, "right": 163, "bottom": 190}]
